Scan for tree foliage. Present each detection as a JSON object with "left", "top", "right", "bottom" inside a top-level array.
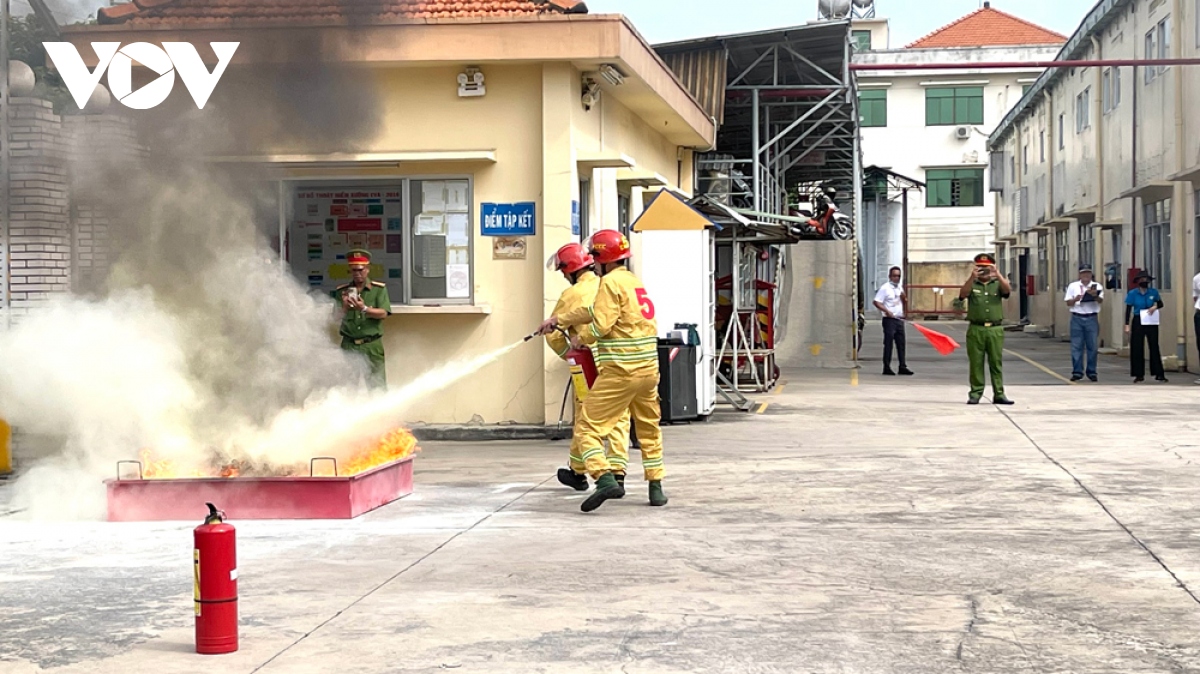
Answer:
[{"left": 7, "top": 13, "right": 75, "bottom": 114}]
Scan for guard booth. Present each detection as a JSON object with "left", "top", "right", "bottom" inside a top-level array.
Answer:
[{"left": 632, "top": 190, "right": 719, "bottom": 418}]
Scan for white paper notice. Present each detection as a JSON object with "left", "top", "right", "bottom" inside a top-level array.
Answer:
[
  {"left": 1140, "top": 308, "right": 1161, "bottom": 326},
  {"left": 446, "top": 212, "right": 469, "bottom": 235},
  {"left": 422, "top": 181, "right": 447, "bottom": 211},
  {"left": 447, "top": 182, "right": 469, "bottom": 212},
  {"left": 416, "top": 214, "right": 446, "bottom": 235},
  {"left": 446, "top": 263, "right": 470, "bottom": 298}
]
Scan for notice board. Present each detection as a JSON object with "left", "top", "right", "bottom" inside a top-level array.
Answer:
[{"left": 290, "top": 186, "right": 405, "bottom": 301}]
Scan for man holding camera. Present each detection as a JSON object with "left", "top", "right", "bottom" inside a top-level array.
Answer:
[
  {"left": 1065, "top": 264, "right": 1104, "bottom": 382},
  {"left": 958, "top": 253, "right": 1014, "bottom": 406},
  {"left": 334, "top": 249, "right": 391, "bottom": 389}
]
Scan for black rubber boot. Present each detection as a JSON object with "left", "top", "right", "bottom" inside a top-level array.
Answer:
[
  {"left": 614, "top": 473, "right": 626, "bottom": 499},
  {"left": 556, "top": 468, "right": 588, "bottom": 492},
  {"left": 648, "top": 481, "right": 668, "bottom": 507},
  {"left": 581, "top": 472, "right": 624, "bottom": 513}
]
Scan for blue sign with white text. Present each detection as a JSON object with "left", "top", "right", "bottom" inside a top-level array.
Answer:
[
  {"left": 481, "top": 202, "right": 537, "bottom": 236},
  {"left": 572, "top": 200, "right": 580, "bottom": 236}
]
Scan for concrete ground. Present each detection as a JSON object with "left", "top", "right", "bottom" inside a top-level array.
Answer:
[{"left": 4, "top": 322, "right": 1200, "bottom": 673}]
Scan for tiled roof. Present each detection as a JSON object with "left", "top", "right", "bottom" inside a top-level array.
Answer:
[
  {"left": 907, "top": 6, "right": 1067, "bottom": 49},
  {"left": 97, "top": 0, "right": 589, "bottom": 26}
]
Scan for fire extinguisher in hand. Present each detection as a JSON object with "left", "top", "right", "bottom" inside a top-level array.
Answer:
[
  {"left": 561, "top": 329, "right": 598, "bottom": 400},
  {"left": 194, "top": 502, "right": 238, "bottom": 654}
]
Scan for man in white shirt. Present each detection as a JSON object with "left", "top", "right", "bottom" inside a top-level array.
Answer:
[
  {"left": 1065, "top": 264, "right": 1104, "bottom": 382},
  {"left": 873, "top": 266, "right": 913, "bottom": 376},
  {"left": 1193, "top": 269, "right": 1200, "bottom": 384}
]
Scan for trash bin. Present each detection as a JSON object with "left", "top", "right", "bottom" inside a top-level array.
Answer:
[{"left": 658, "top": 342, "right": 698, "bottom": 423}]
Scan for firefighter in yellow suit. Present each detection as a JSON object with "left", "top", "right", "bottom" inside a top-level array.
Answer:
[
  {"left": 538, "top": 230, "right": 667, "bottom": 512},
  {"left": 545, "top": 243, "right": 632, "bottom": 491}
]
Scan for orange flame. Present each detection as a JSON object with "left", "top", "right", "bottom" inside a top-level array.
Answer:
[
  {"left": 135, "top": 428, "right": 419, "bottom": 480},
  {"left": 341, "top": 429, "right": 420, "bottom": 477}
]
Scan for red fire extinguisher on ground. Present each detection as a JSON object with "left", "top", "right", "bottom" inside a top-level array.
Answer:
[{"left": 194, "top": 502, "right": 238, "bottom": 654}]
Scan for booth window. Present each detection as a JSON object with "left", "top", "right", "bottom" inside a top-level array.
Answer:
[
  {"left": 286, "top": 178, "right": 473, "bottom": 306},
  {"left": 1144, "top": 198, "right": 1172, "bottom": 290},
  {"left": 925, "top": 87, "right": 983, "bottom": 126},
  {"left": 926, "top": 169, "right": 983, "bottom": 208}
]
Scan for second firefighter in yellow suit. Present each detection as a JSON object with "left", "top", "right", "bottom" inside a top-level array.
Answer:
[
  {"left": 545, "top": 243, "right": 631, "bottom": 491},
  {"left": 539, "top": 229, "right": 668, "bottom": 512}
]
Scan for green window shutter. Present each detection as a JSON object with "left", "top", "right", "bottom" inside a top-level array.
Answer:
[
  {"left": 926, "top": 88, "right": 953, "bottom": 125},
  {"left": 859, "top": 89, "right": 887, "bottom": 127}
]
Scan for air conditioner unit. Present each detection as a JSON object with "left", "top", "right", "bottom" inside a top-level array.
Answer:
[{"left": 955, "top": 126, "right": 973, "bottom": 140}]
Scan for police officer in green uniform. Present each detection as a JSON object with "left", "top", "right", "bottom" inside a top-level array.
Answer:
[
  {"left": 958, "top": 253, "right": 1015, "bottom": 406},
  {"left": 334, "top": 249, "right": 391, "bottom": 389}
]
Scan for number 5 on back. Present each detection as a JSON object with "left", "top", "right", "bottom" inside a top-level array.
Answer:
[{"left": 636, "top": 288, "right": 656, "bottom": 320}]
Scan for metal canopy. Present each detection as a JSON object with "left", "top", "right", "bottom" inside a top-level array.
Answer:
[
  {"left": 658, "top": 20, "right": 860, "bottom": 218},
  {"left": 863, "top": 165, "right": 925, "bottom": 194}
]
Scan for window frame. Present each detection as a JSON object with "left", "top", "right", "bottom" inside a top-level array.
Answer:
[
  {"left": 858, "top": 88, "right": 888, "bottom": 128},
  {"left": 1037, "top": 232, "right": 1049, "bottom": 292},
  {"left": 1058, "top": 113, "right": 1065, "bottom": 149},
  {"left": 926, "top": 168, "right": 985, "bottom": 208},
  {"left": 925, "top": 86, "right": 984, "bottom": 126},
  {"left": 851, "top": 30, "right": 872, "bottom": 52},
  {"left": 1158, "top": 17, "right": 1171, "bottom": 75},
  {"left": 1079, "top": 225, "right": 1095, "bottom": 273},
  {"left": 1145, "top": 28, "right": 1158, "bottom": 84},
  {"left": 1144, "top": 198, "right": 1173, "bottom": 290},
  {"left": 284, "top": 175, "right": 476, "bottom": 308},
  {"left": 1075, "top": 88, "right": 1091, "bottom": 133},
  {"left": 1055, "top": 228, "right": 1071, "bottom": 291}
]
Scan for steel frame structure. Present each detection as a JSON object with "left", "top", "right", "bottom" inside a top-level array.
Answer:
[{"left": 660, "top": 21, "right": 862, "bottom": 394}]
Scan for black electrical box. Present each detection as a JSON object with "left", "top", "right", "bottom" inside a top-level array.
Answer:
[{"left": 657, "top": 343, "right": 698, "bottom": 423}]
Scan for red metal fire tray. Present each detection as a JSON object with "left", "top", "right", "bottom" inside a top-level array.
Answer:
[{"left": 105, "top": 457, "right": 414, "bottom": 522}]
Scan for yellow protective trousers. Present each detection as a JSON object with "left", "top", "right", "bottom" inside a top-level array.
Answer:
[
  {"left": 568, "top": 396, "right": 630, "bottom": 476},
  {"left": 575, "top": 364, "right": 665, "bottom": 482}
]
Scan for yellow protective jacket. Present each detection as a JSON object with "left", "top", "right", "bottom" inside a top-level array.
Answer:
[
  {"left": 546, "top": 271, "right": 600, "bottom": 358},
  {"left": 558, "top": 267, "right": 659, "bottom": 372}
]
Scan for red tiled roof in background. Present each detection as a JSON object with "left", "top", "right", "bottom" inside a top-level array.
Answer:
[
  {"left": 907, "top": 5, "right": 1067, "bottom": 49},
  {"left": 97, "top": 0, "right": 589, "bottom": 26}
]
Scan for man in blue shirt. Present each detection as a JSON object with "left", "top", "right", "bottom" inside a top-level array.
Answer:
[{"left": 1124, "top": 271, "right": 1167, "bottom": 383}]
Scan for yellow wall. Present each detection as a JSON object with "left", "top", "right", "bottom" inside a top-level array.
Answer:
[{"left": 277, "top": 63, "right": 688, "bottom": 424}]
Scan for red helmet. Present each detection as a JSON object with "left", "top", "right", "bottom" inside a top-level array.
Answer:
[
  {"left": 546, "top": 242, "right": 594, "bottom": 274},
  {"left": 587, "top": 230, "right": 632, "bottom": 265}
]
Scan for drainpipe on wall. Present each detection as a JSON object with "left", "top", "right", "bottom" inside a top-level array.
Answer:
[
  {"left": 1092, "top": 37, "right": 1104, "bottom": 214},
  {"left": 1131, "top": 64, "right": 1138, "bottom": 291},
  {"left": 1091, "top": 37, "right": 1106, "bottom": 347},
  {"left": 1172, "top": 0, "right": 1188, "bottom": 368}
]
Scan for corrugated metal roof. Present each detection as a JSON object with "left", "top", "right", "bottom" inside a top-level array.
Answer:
[{"left": 660, "top": 48, "right": 729, "bottom": 125}]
